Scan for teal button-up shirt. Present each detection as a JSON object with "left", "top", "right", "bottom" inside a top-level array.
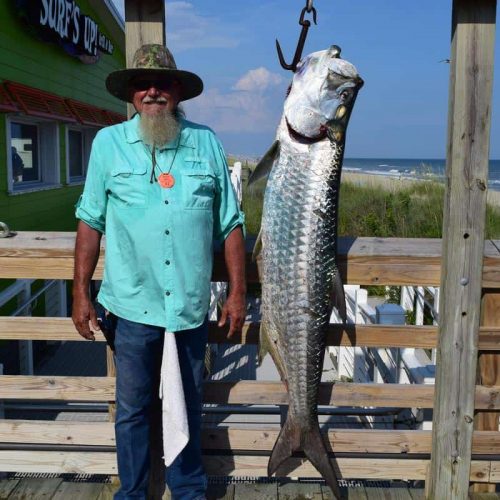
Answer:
[{"left": 76, "top": 114, "right": 244, "bottom": 331}]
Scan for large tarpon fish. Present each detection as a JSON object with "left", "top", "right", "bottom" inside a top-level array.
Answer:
[{"left": 248, "top": 46, "right": 363, "bottom": 498}]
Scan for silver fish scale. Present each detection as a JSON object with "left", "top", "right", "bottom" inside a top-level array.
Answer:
[{"left": 261, "top": 141, "right": 343, "bottom": 421}]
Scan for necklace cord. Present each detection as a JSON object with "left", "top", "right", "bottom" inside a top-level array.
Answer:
[{"left": 148, "top": 134, "right": 181, "bottom": 184}]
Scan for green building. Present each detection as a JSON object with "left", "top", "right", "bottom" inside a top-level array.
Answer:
[
  {"left": 0, "top": 0, "right": 125, "bottom": 376},
  {"left": 0, "top": 0, "right": 126, "bottom": 232}
]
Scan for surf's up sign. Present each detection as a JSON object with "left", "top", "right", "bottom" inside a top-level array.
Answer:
[{"left": 15, "top": 0, "right": 114, "bottom": 62}]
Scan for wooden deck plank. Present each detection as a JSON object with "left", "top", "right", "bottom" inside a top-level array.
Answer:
[
  {"left": 0, "top": 479, "right": 20, "bottom": 499},
  {"left": 233, "top": 483, "right": 278, "bottom": 499},
  {"left": 96, "top": 483, "right": 116, "bottom": 500},
  {"left": 2, "top": 422, "right": 500, "bottom": 456},
  {"left": 342, "top": 486, "right": 368, "bottom": 499},
  {"left": 469, "top": 494, "right": 500, "bottom": 499},
  {"left": 408, "top": 489, "right": 425, "bottom": 500},
  {"left": 3, "top": 377, "right": 500, "bottom": 411},
  {"left": 364, "top": 486, "right": 413, "bottom": 499},
  {"left": 0, "top": 421, "right": 115, "bottom": 446},
  {"left": 2, "top": 317, "right": 500, "bottom": 351},
  {"left": 2, "top": 233, "right": 500, "bottom": 288},
  {"left": 0, "top": 453, "right": 492, "bottom": 482},
  {"left": 487, "top": 462, "right": 500, "bottom": 483},
  {"left": 206, "top": 484, "right": 235, "bottom": 500},
  {"left": 8, "top": 478, "right": 63, "bottom": 499},
  {"left": 50, "top": 481, "right": 104, "bottom": 500},
  {"left": 278, "top": 482, "right": 323, "bottom": 499}
]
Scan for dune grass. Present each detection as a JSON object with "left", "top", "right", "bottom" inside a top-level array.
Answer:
[{"left": 242, "top": 177, "right": 500, "bottom": 239}]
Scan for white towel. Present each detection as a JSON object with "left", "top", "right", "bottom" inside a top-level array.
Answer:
[{"left": 159, "top": 331, "right": 189, "bottom": 466}]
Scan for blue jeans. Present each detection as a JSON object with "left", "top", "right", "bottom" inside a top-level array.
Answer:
[{"left": 113, "top": 317, "right": 208, "bottom": 500}]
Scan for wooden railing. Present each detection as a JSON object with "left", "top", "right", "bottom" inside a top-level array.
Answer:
[{"left": 1, "top": 232, "right": 500, "bottom": 484}]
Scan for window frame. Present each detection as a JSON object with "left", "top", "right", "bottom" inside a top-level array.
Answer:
[
  {"left": 6, "top": 114, "right": 61, "bottom": 194},
  {"left": 65, "top": 125, "right": 98, "bottom": 185}
]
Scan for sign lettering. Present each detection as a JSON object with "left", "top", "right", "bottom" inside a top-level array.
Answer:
[{"left": 16, "top": 0, "right": 114, "bottom": 63}]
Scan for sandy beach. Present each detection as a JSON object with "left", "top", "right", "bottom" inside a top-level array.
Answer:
[{"left": 342, "top": 170, "right": 500, "bottom": 208}]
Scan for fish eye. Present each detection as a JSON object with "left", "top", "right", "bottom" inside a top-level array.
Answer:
[{"left": 340, "top": 89, "right": 353, "bottom": 102}]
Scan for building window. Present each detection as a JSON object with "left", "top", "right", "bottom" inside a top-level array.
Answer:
[
  {"left": 8, "top": 116, "right": 59, "bottom": 192},
  {"left": 11, "top": 122, "right": 40, "bottom": 184},
  {"left": 66, "top": 127, "right": 97, "bottom": 183}
]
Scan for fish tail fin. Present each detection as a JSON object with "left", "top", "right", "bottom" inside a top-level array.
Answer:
[
  {"left": 302, "top": 424, "right": 343, "bottom": 499},
  {"left": 268, "top": 416, "right": 342, "bottom": 499},
  {"left": 268, "top": 413, "right": 301, "bottom": 476}
]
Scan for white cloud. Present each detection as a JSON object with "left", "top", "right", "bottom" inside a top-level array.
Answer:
[
  {"left": 233, "top": 67, "right": 283, "bottom": 92},
  {"left": 109, "top": 1, "right": 240, "bottom": 51},
  {"left": 167, "top": 2, "right": 240, "bottom": 51},
  {"left": 184, "top": 68, "right": 285, "bottom": 133}
]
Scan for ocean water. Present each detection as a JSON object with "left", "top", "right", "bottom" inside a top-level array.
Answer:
[{"left": 343, "top": 158, "right": 500, "bottom": 191}]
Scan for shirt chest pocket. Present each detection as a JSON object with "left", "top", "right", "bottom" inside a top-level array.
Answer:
[
  {"left": 110, "top": 165, "right": 148, "bottom": 208},
  {"left": 181, "top": 160, "right": 216, "bottom": 210}
]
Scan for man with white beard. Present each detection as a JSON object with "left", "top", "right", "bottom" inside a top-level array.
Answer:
[{"left": 72, "top": 45, "right": 245, "bottom": 499}]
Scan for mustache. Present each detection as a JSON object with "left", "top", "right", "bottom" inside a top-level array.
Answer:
[{"left": 142, "top": 96, "right": 168, "bottom": 104}]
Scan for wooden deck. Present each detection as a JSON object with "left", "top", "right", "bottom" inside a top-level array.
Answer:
[{"left": 0, "top": 478, "right": 498, "bottom": 499}]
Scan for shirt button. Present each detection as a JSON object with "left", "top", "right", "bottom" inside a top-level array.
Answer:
[
  {"left": 165, "top": 260, "right": 170, "bottom": 265},
  {"left": 165, "top": 291, "right": 170, "bottom": 296},
  {"left": 165, "top": 230, "right": 170, "bottom": 235},
  {"left": 164, "top": 200, "right": 169, "bottom": 205}
]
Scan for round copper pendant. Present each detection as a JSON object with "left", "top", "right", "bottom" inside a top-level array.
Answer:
[{"left": 158, "top": 173, "right": 175, "bottom": 188}]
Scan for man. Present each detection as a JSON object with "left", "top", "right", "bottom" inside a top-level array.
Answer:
[{"left": 72, "top": 44, "right": 246, "bottom": 499}]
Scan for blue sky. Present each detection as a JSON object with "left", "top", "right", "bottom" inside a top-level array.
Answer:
[{"left": 111, "top": 1, "right": 500, "bottom": 160}]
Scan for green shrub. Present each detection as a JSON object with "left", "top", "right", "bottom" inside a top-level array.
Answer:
[{"left": 242, "top": 177, "right": 500, "bottom": 239}]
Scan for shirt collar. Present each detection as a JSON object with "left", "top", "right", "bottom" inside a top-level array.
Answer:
[{"left": 124, "top": 113, "right": 195, "bottom": 150}]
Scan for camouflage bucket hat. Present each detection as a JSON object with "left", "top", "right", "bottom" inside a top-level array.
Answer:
[{"left": 106, "top": 44, "right": 203, "bottom": 103}]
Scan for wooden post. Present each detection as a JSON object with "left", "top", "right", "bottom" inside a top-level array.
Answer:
[
  {"left": 472, "top": 290, "right": 500, "bottom": 493},
  {"left": 123, "top": 2, "right": 166, "bottom": 498},
  {"left": 124, "top": 0, "right": 165, "bottom": 118},
  {"left": 428, "top": 1, "right": 496, "bottom": 499}
]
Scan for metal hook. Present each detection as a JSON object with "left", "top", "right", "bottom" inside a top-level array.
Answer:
[{"left": 276, "top": 6, "right": 317, "bottom": 72}]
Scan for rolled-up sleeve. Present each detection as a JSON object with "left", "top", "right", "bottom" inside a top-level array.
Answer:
[
  {"left": 211, "top": 138, "right": 245, "bottom": 242},
  {"left": 75, "top": 133, "right": 107, "bottom": 233}
]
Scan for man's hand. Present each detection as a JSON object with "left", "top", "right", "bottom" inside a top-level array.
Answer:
[
  {"left": 72, "top": 221, "right": 102, "bottom": 341},
  {"left": 72, "top": 293, "right": 100, "bottom": 341},
  {"left": 219, "top": 226, "right": 246, "bottom": 338},
  {"left": 218, "top": 290, "right": 246, "bottom": 338}
]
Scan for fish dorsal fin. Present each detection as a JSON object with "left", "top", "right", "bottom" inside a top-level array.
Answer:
[
  {"left": 331, "top": 271, "right": 347, "bottom": 324},
  {"left": 247, "top": 140, "right": 280, "bottom": 186}
]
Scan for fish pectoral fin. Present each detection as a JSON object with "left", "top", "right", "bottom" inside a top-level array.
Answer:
[
  {"left": 331, "top": 271, "right": 348, "bottom": 324},
  {"left": 247, "top": 140, "right": 280, "bottom": 186},
  {"left": 252, "top": 227, "right": 263, "bottom": 262},
  {"left": 258, "top": 321, "right": 271, "bottom": 365}
]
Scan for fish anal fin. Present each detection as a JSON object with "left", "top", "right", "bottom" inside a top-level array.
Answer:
[
  {"left": 331, "top": 270, "right": 347, "bottom": 324},
  {"left": 247, "top": 140, "right": 280, "bottom": 186}
]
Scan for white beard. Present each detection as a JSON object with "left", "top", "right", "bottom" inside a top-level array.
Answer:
[{"left": 139, "top": 108, "right": 180, "bottom": 147}]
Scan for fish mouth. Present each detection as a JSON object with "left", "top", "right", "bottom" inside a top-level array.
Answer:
[{"left": 285, "top": 119, "right": 328, "bottom": 144}]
